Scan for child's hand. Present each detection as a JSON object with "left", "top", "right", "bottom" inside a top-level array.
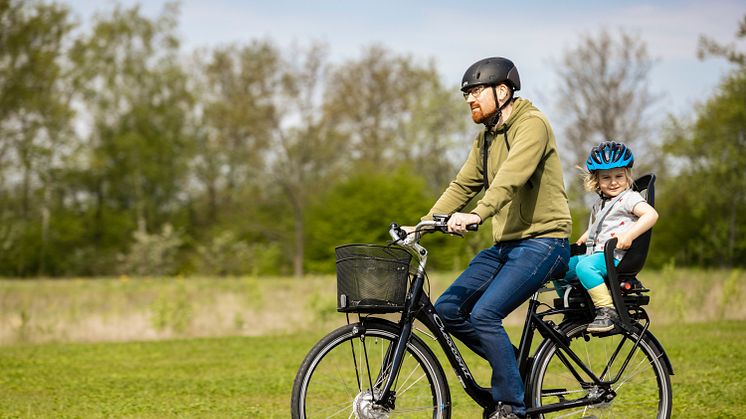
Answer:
[{"left": 615, "top": 232, "right": 633, "bottom": 250}]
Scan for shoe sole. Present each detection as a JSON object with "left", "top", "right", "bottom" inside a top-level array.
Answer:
[{"left": 586, "top": 324, "right": 615, "bottom": 333}]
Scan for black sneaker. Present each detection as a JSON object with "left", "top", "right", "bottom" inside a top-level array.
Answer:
[
  {"left": 587, "top": 307, "right": 619, "bottom": 333},
  {"left": 486, "top": 403, "right": 523, "bottom": 419}
]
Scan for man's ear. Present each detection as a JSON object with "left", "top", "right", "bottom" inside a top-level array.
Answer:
[{"left": 496, "top": 84, "right": 509, "bottom": 102}]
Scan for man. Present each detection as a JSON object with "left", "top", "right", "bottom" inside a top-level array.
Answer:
[{"left": 424, "top": 57, "right": 572, "bottom": 418}]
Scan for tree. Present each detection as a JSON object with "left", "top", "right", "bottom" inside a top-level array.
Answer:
[
  {"left": 652, "top": 15, "right": 746, "bottom": 268},
  {"left": 654, "top": 69, "right": 746, "bottom": 267},
  {"left": 324, "top": 45, "right": 463, "bottom": 173},
  {"left": 555, "top": 29, "right": 658, "bottom": 165},
  {"left": 304, "top": 169, "right": 432, "bottom": 273},
  {"left": 272, "top": 45, "right": 468, "bottom": 277},
  {"left": 267, "top": 42, "right": 345, "bottom": 278},
  {"left": 399, "top": 73, "right": 471, "bottom": 193},
  {"left": 553, "top": 29, "right": 659, "bottom": 237},
  {"left": 68, "top": 2, "right": 195, "bottom": 269},
  {"left": 0, "top": 0, "right": 75, "bottom": 275},
  {"left": 697, "top": 14, "right": 746, "bottom": 67},
  {"left": 191, "top": 40, "right": 281, "bottom": 224}
]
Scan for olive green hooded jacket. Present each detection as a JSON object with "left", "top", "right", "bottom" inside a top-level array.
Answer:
[{"left": 424, "top": 98, "right": 572, "bottom": 242}]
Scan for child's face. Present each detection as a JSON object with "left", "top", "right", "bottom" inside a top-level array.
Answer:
[{"left": 597, "top": 168, "right": 629, "bottom": 197}]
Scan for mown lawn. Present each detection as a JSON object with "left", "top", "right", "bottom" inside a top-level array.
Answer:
[{"left": 1, "top": 321, "right": 744, "bottom": 418}]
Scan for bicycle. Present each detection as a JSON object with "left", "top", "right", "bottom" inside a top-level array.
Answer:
[{"left": 291, "top": 213, "right": 673, "bottom": 418}]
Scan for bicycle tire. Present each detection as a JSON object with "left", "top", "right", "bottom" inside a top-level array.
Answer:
[
  {"left": 291, "top": 319, "right": 451, "bottom": 418},
  {"left": 528, "top": 322, "right": 672, "bottom": 418}
]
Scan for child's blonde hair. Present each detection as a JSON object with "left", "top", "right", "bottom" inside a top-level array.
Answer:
[{"left": 582, "top": 167, "right": 634, "bottom": 194}]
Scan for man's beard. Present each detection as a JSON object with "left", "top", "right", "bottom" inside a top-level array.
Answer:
[{"left": 470, "top": 105, "right": 495, "bottom": 124}]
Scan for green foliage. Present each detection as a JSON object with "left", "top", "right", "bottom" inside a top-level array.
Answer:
[
  {"left": 304, "top": 168, "right": 433, "bottom": 273},
  {"left": 119, "top": 224, "right": 183, "bottom": 276},
  {"left": 0, "top": 0, "right": 75, "bottom": 276},
  {"left": 68, "top": 2, "right": 195, "bottom": 255},
  {"left": 193, "top": 230, "right": 282, "bottom": 276},
  {"left": 304, "top": 167, "right": 488, "bottom": 273},
  {"left": 192, "top": 40, "right": 281, "bottom": 224},
  {"left": 652, "top": 67, "right": 746, "bottom": 267},
  {"left": 0, "top": 3, "right": 742, "bottom": 276}
]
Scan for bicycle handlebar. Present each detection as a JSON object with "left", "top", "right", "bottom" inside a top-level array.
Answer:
[{"left": 388, "top": 214, "right": 479, "bottom": 246}]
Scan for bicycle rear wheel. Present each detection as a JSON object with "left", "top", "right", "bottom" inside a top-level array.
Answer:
[
  {"left": 291, "top": 320, "right": 451, "bottom": 418},
  {"left": 529, "top": 322, "right": 672, "bottom": 418}
]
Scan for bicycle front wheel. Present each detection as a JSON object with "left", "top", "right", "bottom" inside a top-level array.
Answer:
[
  {"left": 291, "top": 320, "right": 451, "bottom": 418},
  {"left": 529, "top": 322, "right": 672, "bottom": 418}
]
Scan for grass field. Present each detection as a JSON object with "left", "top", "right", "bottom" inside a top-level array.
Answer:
[
  {"left": 1, "top": 268, "right": 744, "bottom": 345},
  {"left": 1, "top": 321, "right": 744, "bottom": 418},
  {"left": 0, "top": 270, "right": 744, "bottom": 417}
]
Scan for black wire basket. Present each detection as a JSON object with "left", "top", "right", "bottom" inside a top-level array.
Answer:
[{"left": 335, "top": 244, "right": 412, "bottom": 313}]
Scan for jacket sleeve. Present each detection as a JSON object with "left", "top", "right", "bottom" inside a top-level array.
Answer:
[
  {"left": 422, "top": 135, "right": 484, "bottom": 220},
  {"left": 471, "top": 116, "right": 549, "bottom": 222}
]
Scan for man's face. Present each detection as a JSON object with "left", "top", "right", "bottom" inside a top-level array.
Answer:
[{"left": 464, "top": 84, "right": 499, "bottom": 124}]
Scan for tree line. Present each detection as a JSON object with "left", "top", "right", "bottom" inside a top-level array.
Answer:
[{"left": 1, "top": 1, "right": 744, "bottom": 277}]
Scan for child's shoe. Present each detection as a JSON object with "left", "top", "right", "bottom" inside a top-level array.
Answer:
[{"left": 587, "top": 307, "right": 619, "bottom": 333}]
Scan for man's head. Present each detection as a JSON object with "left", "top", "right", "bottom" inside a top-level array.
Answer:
[{"left": 461, "top": 57, "right": 520, "bottom": 126}]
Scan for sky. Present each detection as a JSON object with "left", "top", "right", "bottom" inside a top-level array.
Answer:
[{"left": 66, "top": 0, "right": 744, "bottom": 124}]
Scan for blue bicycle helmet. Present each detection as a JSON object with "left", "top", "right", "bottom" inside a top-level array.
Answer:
[{"left": 585, "top": 141, "right": 634, "bottom": 172}]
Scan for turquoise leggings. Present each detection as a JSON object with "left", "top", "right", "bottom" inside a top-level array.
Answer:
[{"left": 554, "top": 252, "right": 620, "bottom": 294}]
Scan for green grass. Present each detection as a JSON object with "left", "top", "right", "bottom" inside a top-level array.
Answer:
[
  {"left": 1, "top": 322, "right": 744, "bottom": 418},
  {"left": 0, "top": 332, "right": 324, "bottom": 418},
  {"left": 0, "top": 270, "right": 744, "bottom": 417}
]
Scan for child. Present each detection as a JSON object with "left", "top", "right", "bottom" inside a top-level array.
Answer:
[{"left": 564, "top": 141, "right": 659, "bottom": 333}]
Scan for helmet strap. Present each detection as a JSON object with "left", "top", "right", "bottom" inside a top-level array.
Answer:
[{"left": 483, "top": 85, "right": 514, "bottom": 132}]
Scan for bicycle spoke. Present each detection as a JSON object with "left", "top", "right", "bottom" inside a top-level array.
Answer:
[
  {"left": 392, "top": 404, "right": 438, "bottom": 413},
  {"left": 530, "top": 323, "right": 670, "bottom": 418},
  {"left": 398, "top": 368, "right": 428, "bottom": 395},
  {"left": 614, "top": 350, "right": 663, "bottom": 390},
  {"left": 582, "top": 333, "right": 594, "bottom": 376},
  {"left": 551, "top": 407, "right": 593, "bottom": 418},
  {"left": 293, "top": 324, "right": 448, "bottom": 419},
  {"left": 306, "top": 399, "right": 354, "bottom": 417}
]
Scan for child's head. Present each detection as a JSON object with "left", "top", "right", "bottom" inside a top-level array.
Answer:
[{"left": 583, "top": 141, "right": 635, "bottom": 196}]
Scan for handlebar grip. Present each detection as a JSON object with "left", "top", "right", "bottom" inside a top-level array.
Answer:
[{"left": 466, "top": 223, "right": 479, "bottom": 231}]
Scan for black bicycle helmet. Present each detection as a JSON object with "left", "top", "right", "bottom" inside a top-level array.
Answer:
[
  {"left": 461, "top": 57, "right": 521, "bottom": 93},
  {"left": 585, "top": 141, "right": 634, "bottom": 172}
]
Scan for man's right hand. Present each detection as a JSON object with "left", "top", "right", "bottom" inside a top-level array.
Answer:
[{"left": 447, "top": 212, "right": 481, "bottom": 234}]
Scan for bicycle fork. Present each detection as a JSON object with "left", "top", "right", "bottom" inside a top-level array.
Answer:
[{"left": 365, "top": 267, "right": 428, "bottom": 410}]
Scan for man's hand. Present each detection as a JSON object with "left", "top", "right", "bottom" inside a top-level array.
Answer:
[{"left": 447, "top": 212, "right": 481, "bottom": 234}]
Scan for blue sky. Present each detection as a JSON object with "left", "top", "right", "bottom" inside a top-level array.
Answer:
[{"left": 68, "top": 0, "right": 744, "bottom": 121}]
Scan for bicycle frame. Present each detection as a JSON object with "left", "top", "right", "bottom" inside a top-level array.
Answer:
[{"left": 364, "top": 220, "right": 664, "bottom": 416}]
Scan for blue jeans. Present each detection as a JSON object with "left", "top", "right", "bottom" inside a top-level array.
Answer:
[{"left": 434, "top": 238, "right": 570, "bottom": 414}]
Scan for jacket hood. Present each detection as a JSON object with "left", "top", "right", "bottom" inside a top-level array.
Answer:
[{"left": 494, "top": 98, "right": 534, "bottom": 133}]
